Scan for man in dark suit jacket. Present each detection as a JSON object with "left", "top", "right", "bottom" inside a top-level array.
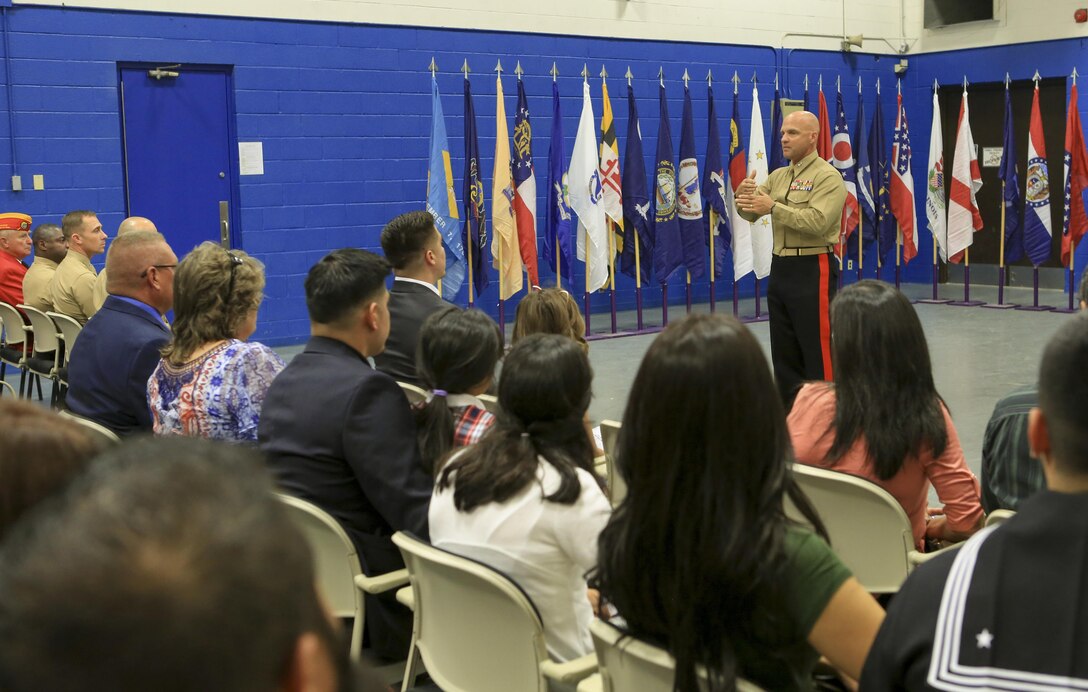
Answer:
[
  {"left": 259, "top": 248, "right": 432, "bottom": 662},
  {"left": 373, "top": 210, "right": 452, "bottom": 387},
  {"left": 66, "top": 230, "right": 175, "bottom": 436}
]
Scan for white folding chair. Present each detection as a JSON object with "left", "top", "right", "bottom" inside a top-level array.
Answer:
[
  {"left": 19, "top": 305, "right": 63, "bottom": 406},
  {"left": 397, "top": 381, "right": 428, "bottom": 407},
  {"left": 478, "top": 392, "right": 501, "bottom": 415},
  {"left": 57, "top": 409, "right": 121, "bottom": 445},
  {"left": 579, "top": 619, "right": 765, "bottom": 692},
  {"left": 0, "top": 301, "right": 33, "bottom": 398},
  {"left": 598, "top": 420, "right": 625, "bottom": 506},
  {"left": 985, "top": 509, "right": 1016, "bottom": 527},
  {"left": 786, "top": 464, "right": 958, "bottom": 593},
  {"left": 274, "top": 494, "right": 408, "bottom": 662},
  {"left": 48, "top": 311, "right": 84, "bottom": 388},
  {"left": 392, "top": 531, "right": 597, "bottom": 692}
]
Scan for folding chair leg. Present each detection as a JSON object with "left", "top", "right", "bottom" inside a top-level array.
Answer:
[
  {"left": 0, "top": 362, "right": 6, "bottom": 394},
  {"left": 34, "top": 374, "right": 43, "bottom": 401},
  {"left": 18, "top": 370, "right": 26, "bottom": 397},
  {"left": 400, "top": 647, "right": 421, "bottom": 692},
  {"left": 49, "top": 379, "right": 58, "bottom": 408}
]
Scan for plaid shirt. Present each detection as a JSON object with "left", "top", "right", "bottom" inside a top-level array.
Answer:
[{"left": 452, "top": 404, "right": 495, "bottom": 448}]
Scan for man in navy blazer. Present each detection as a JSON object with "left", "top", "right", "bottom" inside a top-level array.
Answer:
[
  {"left": 259, "top": 248, "right": 432, "bottom": 662},
  {"left": 65, "top": 230, "right": 175, "bottom": 436},
  {"left": 373, "top": 211, "right": 452, "bottom": 387}
]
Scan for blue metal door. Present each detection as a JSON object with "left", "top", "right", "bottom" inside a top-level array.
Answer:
[{"left": 119, "top": 65, "right": 239, "bottom": 254}]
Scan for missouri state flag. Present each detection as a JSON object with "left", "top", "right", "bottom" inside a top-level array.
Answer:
[{"left": 1022, "top": 82, "right": 1052, "bottom": 267}]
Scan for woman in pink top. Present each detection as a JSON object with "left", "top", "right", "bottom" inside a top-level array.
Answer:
[{"left": 787, "top": 280, "right": 984, "bottom": 550}]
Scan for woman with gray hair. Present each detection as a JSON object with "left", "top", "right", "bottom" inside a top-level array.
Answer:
[{"left": 147, "top": 242, "right": 284, "bottom": 442}]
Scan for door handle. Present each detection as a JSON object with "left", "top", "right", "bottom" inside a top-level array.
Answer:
[{"left": 219, "top": 200, "right": 230, "bottom": 249}]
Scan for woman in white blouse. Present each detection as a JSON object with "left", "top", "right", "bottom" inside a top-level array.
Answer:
[{"left": 428, "top": 333, "right": 610, "bottom": 662}]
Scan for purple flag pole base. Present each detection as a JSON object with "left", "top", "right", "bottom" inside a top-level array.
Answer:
[
  {"left": 743, "top": 278, "right": 770, "bottom": 323},
  {"left": 982, "top": 267, "right": 1017, "bottom": 309},
  {"left": 586, "top": 325, "right": 664, "bottom": 342},
  {"left": 857, "top": 265, "right": 863, "bottom": 282},
  {"left": 1016, "top": 268, "right": 1055, "bottom": 311},
  {"left": 685, "top": 282, "right": 692, "bottom": 314},
  {"left": 661, "top": 284, "right": 669, "bottom": 327},
  {"left": 498, "top": 298, "right": 505, "bottom": 334},
  {"left": 948, "top": 266, "right": 985, "bottom": 307},
  {"left": 895, "top": 264, "right": 901, "bottom": 290},
  {"left": 583, "top": 291, "right": 591, "bottom": 335},
  {"left": 733, "top": 281, "right": 739, "bottom": 318},
  {"left": 917, "top": 264, "right": 952, "bottom": 303},
  {"left": 610, "top": 289, "right": 618, "bottom": 334},
  {"left": 636, "top": 287, "right": 644, "bottom": 331},
  {"left": 1053, "top": 267, "right": 1080, "bottom": 313},
  {"left": 709, "top": 280, "right": 716, "bottom": 313}
]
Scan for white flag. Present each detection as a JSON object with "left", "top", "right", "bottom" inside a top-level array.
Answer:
[
  {"left": 926, "top": 87, "right": 948, "bottom": 261},
  {"left": 946, "top": 86, "right": 983, "bottom": 261},
  {"left": 570, "top": 80, "right": 610, "bottom": 292},
  {"left": 748, "top": 84, "right": 773, "bottom": 280}
]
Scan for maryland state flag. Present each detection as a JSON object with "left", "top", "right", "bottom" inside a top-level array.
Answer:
[{"left": 600, "top": 79, "right": 624, "bottom": 264}]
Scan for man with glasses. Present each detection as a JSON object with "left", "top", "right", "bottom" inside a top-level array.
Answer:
[
  {"left": 66, "top": 230, "right": 177, "bottom": 436},
  {"left": 50, "top": 210, "right": 108, "bottom": 324},
  {"left": 92, "top": 216, "right": 158, "bottom": 310}
]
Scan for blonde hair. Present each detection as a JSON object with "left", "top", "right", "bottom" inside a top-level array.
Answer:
[
  {"left": 161, "top": 242, "right": 265, "bottom": 365},
  {"left": 512, "top": 288, "right": 588, "bottom": 353}
]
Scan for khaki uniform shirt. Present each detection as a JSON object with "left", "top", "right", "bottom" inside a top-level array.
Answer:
[
  {"left": 737, "top": 149, "right": 846, "bottom": 254},
  {"left": 21, "top": 256, "right": 59, "bottom": 313},
  {"left": 92, "top": 268, "right": 109, "bottom": 311},
  {"left": 50, "top": 251, "right": 98, "bottom": 324}
]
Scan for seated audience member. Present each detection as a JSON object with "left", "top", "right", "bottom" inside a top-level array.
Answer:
[
  {"left": 862, "top": 313, "right": 1088, "bottom": 690},
  {"left": 0, "top": 436, "right": 388, "bottom": 692},
  {"left": 50, "top": 209, "right": 107, "bottom": 324},
  {"left": 148, "top": 243, "right": 284, "bottom": 443},
  {"left": 92, "top": 216, "right": 157, "bottom": 311},
  {"left": 594, "top": 314, "right": 884, "bottom": 690},
  {"left": 788, "top": 280, "right": 984, "bottom": 550},
  {"left": 373, "top": 210, "right": 452, "bottom": 386},
  {"left": 0, "top": 401, "right": 99, "bottom": 541},
  {"left": 21, "top": 223, "right": 67, "bottom": 313},
  {"left": 259, "top": 248, "right": 431, "bottom": 661},
  {"left": 980, "top": 271, "right": 1088, "bottom": 512},
  {"left": 430, "top": 334, "right": 610, "bottom": 662},
  {"left": 0, "top": 212, "right": 32, "bottom": 309},
  {"left": 414, "top": 306, "right": 503, "bottom": 475},
  {"left": 512, "top": 287, "right": 588, "bottom": 353},
  {"left": 66, "top": 230, "right": 176, "bottom": 436}
]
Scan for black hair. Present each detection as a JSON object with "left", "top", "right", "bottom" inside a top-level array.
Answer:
[
  {"left": 304, "top": 248, "right": 390, "bottom": 325},
  {"left": 380, "top": 211, "right": 438, "bottom": 270},
  {"left": 436, "top": 333, "right": 596, "bottom": 512},
  {"left": 593, "top": 314, "right": 827, "bottom": 692},
  {"left": 1038, "top": 312, "right": 1088, "bottom": 474},
  {"left": 0, "top": 437, "right": 336, "bottom": 692},
  {"left": 825, "top": 280, "right": 948, "bottom": 481},
  {"left": 415, "top": 307, "right": 504, "bottom": 475}
]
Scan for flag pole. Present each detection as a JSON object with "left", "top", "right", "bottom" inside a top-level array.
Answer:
[
  {"left": 660, "top": 66, "right": 669, "bottom": 327},
  {"left": 733, "top": 70, "right": 741, "bottom": 319},
  {"left": 550, "top": 62, "right": 562, "bottom": 291},
  {"left": 628, "top": 66, "right": 644, "bottom": 330},
  {"left": 708, "top": 70, "right": 717, "bottom": 313},
  {"left": 430, "top": 57, "right": 444, "bottom": 301},
  {"left": 496, "top": 59, "right": 506, "bottom": 332},
  {"left": 896, "top": 224, "right": 902, "bottom": 289},
  {"left": 462, "top": 59, "right": 475, "bottom": 305},
  {"left": 582, "top": 64, "right": 593, "bottom": 335},
  {"left": 981, "top": 74, "right": 1019, "bottom": 308},
  {"left": 752, "top": 71, "right": 765, "bottom": 321},
  {"left": 856, "top": 76, "right": 864, "bottom": 281},
  {"left": 683, "top": 68, "right": 694, "bottom": 315},
  {"left": 836, "top": 74, "right": 845, "bottom": 290},
  {"left": 602, "top": 65, "right": 618, "bottom": 334}
]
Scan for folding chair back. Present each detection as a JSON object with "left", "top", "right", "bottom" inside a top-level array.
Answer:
[{"left": 398, "top": 381, "right": 428, "bottom": 406}]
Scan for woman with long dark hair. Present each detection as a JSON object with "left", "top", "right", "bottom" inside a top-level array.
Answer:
[
  {"left": 414, "top": 306, "right": 503, "bottom": 475},
  {"left": 788, "top": 280, "right": 984, "bottom": 550},
  {"left": 429, "top": 333, "right": 610, "bottom": 662},
  {"left": 594, "top": 314, "right": 883, "bottom": 691}
]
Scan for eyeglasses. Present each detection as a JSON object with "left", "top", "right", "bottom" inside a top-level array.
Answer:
[
  {"left": 139, "top": 264, "right": 177, "bottom": 278},
  {"left": 225, "top": 251, "right": 244, "bottom": 300}
]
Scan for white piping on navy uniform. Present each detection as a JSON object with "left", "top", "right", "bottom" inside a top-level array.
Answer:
[{"left": 927, "top": 525, "right": 1088, "bottom": 691}]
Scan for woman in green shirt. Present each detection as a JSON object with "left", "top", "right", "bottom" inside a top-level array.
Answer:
[{"left": 593, "top": 314, "right": 884, "bottom": 691}]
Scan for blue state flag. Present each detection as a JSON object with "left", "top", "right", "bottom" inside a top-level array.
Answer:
[
  {"left": 621, "top": 83, "right": 653, "bottom": 282},
  {"left": 462, "top": 76, "right": 488, "bottom": 297},
  {"left": 855, "top": 91, "right": 877, "bottom": 255},
  {"left": 1000, "top": 86, "right": 1025, "bottom": 263},
  {"left": 1022, "top": 84, "right": 1053, "bottom": 267},
  {"left": 653, "top": 82, "right": 683, "bottom": 282},
  {"left": 702, "top": 84, "right": 731, "bottom": 279},
  {"left": 427, "top": 76, "right": 465, "bottom": 300},
  {"left": 545, "top": 79, "right": 574, "bottom": 282},
  {"left": 678, "top": 85, "right": 706, "bottom": 279},
  {"left": 869, "top": 89, "right": 897, "bottom": 263},
  {"left": 769, "top": 86, "right": 787, "bottom": 172}
]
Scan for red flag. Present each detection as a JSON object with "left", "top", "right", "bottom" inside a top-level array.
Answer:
[
  {"left": 889, "top": 92, "right": 917, "bottom": 263},
  {"left": 947, "top": 86, "right": 983, "bottom": 264},
  {"left": 817, "top": 87, "right": 832, "bottom": 160},
  {"left": 512, "top": 79, "right": 540, "bottom": 287},
  {"left": 1063, "top": 83, "right": 1088, "bottom": 267}
]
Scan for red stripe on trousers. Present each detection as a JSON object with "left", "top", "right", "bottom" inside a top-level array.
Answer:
[{"left": 818, "top": 254, "right": 833, "bottom": 379}]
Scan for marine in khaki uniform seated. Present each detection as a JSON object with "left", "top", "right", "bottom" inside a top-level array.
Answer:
[
  {"left": 92, "top": 216, "right": 157, "bottom": 311},
  {"left": 22, "top": 223, "right": 67, "bottom": 313},
  {"left": 50, "top": 210, "right": 107, "bottom": 324}
]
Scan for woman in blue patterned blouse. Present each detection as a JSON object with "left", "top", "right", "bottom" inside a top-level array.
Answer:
[{"left": 147, "top": 242, "right": 285, "bottom": 442}]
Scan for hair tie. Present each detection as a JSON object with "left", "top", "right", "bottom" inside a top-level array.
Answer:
[{"left": 433, "top": 389, "right": 447, "bottom": 397}]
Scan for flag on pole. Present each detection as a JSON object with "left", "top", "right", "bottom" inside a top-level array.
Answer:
[
  {"left": 600, "top": 79, "right": 624, "bottom": 260},
  {"left": 463, "top": 75, "right": 489, "bottom": 297},
  {"left": 621, "top": 82, "right": 652, "bottom": 282},
  {"left": 833, "top": 87, "right": 860, "bottom": 256},
  {"left": 855, "top": 87, "right": 877, "bottom": 258},
  {"left": 926, "top": 85, "right": 948, "bottom": 262},
  {"left": 492, "top": 74, "right": 522, "bottom": 299},
  {"left": 817, "top": 84, "right": 832, "bottom": 160},
  {"left": 545, "top": 79, "right": 573, "bottom": 282},
  {"left": 728, "top": 84, "right": 754, "bottom": 281},
  {"left": 512, "top": 79, "right": 540, "bottom": 287},
  {"left": 871, "top": 86, "right": 897, "bottom": 263},
  {"left": 426, "top": 75, "right": 465, "bottom": 300},
  {"left": 1063, "top": 80, "right": 1088, "bottom": 267},
  {"left": 889, "top": 89, "right": 918, "bottom": 263},
  {"left": 678, "top": 84, "right": 706, "bottom": 278},
  {"left": 803, "top": 75, "right": 811, "bottom": 113},
  {"left": 947, "top": 85, "right": 983, "bottom": 263},
  {"left": 703, "top": 84, "right": 731, "bottom": 279},
  {"left": 1022, "top": 83, "right": 1052, "bottom": 266},
  {"left": 999, "top": 84, "right": 1024, "bottom": 264},
  {"left": 653, "top": 81, "right": 683, "bottom": 282},
  {"left": 748, "top": 82, "right": 773, "bottom": 280},
  {"left": 769, "top": 82, "right": 787, "bottom": 172},
  {"left": 570, "top": 78, "right": 609, "bottom": 292}
]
